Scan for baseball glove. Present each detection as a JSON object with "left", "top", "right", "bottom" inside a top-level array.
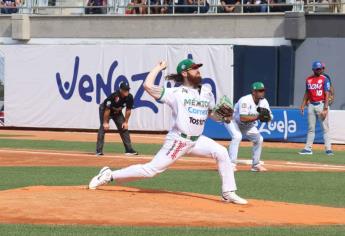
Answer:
[
  {"left": 329, "top": 91, "right": 335, "bottom": 106},
  {"left": 257, "top": 107, "right": 271, "bottom": 122},
  {"left": 213, "top": 95, "right": 233, "bottom": 123}
]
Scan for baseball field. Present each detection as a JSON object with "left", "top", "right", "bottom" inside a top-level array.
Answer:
[{"left": 0, "top": 130, "right": 344, "bottom": 235}]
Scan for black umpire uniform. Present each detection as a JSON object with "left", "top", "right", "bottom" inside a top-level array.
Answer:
[{"left": 96, "top": 82, "right": 138, "bottom": 156}]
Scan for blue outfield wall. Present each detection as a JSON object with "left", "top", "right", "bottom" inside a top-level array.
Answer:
[{"left": 203, "top": 108, "right": 323, "bottom": 143}]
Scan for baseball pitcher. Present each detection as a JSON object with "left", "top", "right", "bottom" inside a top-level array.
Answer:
[
  {"left": 225, "top": 82, "right": 272, "bottom": 172},
  {"left": 88, "top": 59, "right": 247, "bottom": 205}
]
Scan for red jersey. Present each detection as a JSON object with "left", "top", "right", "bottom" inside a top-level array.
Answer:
[{"left": 305, "top": 75, "right": 331, "bottom": 103}]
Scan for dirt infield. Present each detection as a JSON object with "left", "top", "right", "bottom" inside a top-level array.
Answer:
[
  {"left": 0, "top": 130, "right": 344, "bottom": 228},
  {"left": 1, "top": 130, "right": 345, "bottom": 151},
  {"left": 0, "top": 185, "right": 344, "bottom": 227},
  {"left": 0, "top": 149, "right": 344, "bottom": 172}
]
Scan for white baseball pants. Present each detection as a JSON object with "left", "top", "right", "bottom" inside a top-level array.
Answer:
[
  {"left": 305, "top": 102, "right": 332, "bottom": 151},
  {"left": 111, "top": 131, "right": 237, "bottom": 193},
  {"left": 225, "top": 121, "right": 263, "bottom": 167}
]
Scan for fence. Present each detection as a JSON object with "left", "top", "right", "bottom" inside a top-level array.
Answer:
[{"left": 0, "top": 0, "right": 344, "bottom": 15}]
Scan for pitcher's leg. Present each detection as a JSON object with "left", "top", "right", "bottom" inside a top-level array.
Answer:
[
  {"left": 89, "top": 136, "right": 192, "bottom": 189},
  {"left": 111, "top": 137, "right": 191, "bottom": 183},
  {"left": 225, "top": 121, "right": 243, "bottom": 165},
  {"left": 189, "top": 135, "right": 236, "bottom": 193}
]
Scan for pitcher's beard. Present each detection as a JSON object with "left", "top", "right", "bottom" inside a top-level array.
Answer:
[{"left": 187, "top": 75, "right": 202, "bottom": 87}]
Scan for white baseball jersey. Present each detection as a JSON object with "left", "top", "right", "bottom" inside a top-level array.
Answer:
[
  {"left": 233, "top": 94, "right": 272, "bottom": 127},
  {"left": 158, "top": 85, "right": 215, "bottom": 137}
]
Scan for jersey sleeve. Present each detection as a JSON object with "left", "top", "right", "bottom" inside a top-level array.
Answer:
[
  {"left": 324, "top": 77, "right": 331, "bottom": 92},
  {"left": 323, "top": 73, "right": 332, "bottom": 85},
  {"left": 104, "top": 94, "right": 114, "bottom": 109},
  {"left": 126, "top": 95, "right": 134, "bottom": 109},
  {"left": 157, "top": 87, "right": 176, "bottom": 107},
  {"left": 208, "top": 92, "right": 216, "bottom": 110},
  {"left": 202, "top": 84, "right": 215, "bottom": 110},
  {"left": 238, "top": 99, "right": 250, "bottom": 116}
]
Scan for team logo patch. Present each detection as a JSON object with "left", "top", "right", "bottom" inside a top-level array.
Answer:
[
  {"left": 241, "top": 103, "right": 247, "bottom": 108},
  {"left": 318, "top": 79, "right": 323, "bottom": 84},
  {"left": 181, "top": 65, "right": 186, "bottom": 70}
]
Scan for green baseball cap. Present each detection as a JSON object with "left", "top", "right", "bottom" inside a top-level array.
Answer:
[
  {"left": 251, "top": 82, "right": 265, "bottom": 90},
  {"left": 176, "top": 59, "right": 203, "bottom": 74}
]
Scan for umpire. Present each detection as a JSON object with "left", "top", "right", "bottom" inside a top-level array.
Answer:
[{"left": 96, "top": 82, "right": 138, "bottom": 156}]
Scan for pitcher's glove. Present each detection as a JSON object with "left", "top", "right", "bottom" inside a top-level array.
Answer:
[
  {"left": 213, "top": 95, "right": 233, "bottom": 123},
  {"left": 257, "top": 107, "right": 271, "bottom": 122}
]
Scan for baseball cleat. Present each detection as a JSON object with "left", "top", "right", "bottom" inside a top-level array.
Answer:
[
  {"left": 325, "top": 150, "right": 334, "bottom": 156},
  {"left": 88, "top": 166, "right": 112, "bottom": 190},
  {"left": 125, "top": 149, "right": 139, "bottom": 156},
  {"left": 95, "top": 152, "right": 104, "bottom": 157},
  {"left": 222, "top": 191, "right": 248, "bottom": 205},
  {"left": 251, "top": 164, "right": 267, "bottom": 172},
  {"left": 298, "top": 149, "right": 313, "bottom": 155}
]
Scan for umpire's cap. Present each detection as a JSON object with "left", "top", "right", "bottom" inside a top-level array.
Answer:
[
  {"left": 312, "top": 61, "right": 323, "bottom": 70},
  {"left": 176, "top": 59, "right": 203, "bottom": 74},
  {"left": 120, "top": 82, "right": 130, "bottom": 91}
]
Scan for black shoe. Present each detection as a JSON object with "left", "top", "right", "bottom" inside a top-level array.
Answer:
[{"left": 125, "top": 150, "right": 138, "bottom": 156}]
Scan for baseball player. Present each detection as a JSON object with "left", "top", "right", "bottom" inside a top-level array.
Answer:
[
  {"left": 96, "top": 82, "right": 138, "bottom": 156},
  {"left": 88, "top": 59, "right": 248, "bottom": 205},
  {"left": 299, "top": 61, "right": 333, "bottom": 156},
  {"left": 225, "top": 82, "right": 272, "bottom": 172}
]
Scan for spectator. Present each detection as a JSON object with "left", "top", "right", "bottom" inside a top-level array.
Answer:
[
  {"left": 0, "top": 0, "right": 21, "bottom": 14},
  {"left": 125, "top": 0, "right": 147, "bottom": 14},
  {"left": 176, "top": 0, "right": 209, "bottom": 13},
  {"left": 85, "top": 0, "right": 107, "bottom": 14},
  {"left": 269, "top": 0, "right": 293, "bottom": 12},
  {"left": 220, "top": 0, "right": 240, "bottom": 13},
  {"left": 160, "top": 0, "right": 173, "bottom": 14},
  {"left": 148, "top": 0, "right": 161, "bottom": 13},
  {"left": 244, "top": 0, "right": 268, "bottom": 12}
]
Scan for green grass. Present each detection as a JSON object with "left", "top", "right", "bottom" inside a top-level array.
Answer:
[
  {"left": 0, "top": 224, "right": 344, "bottom": 236},
  {"left": 0, "top": 138, "right": 344, "bottom": 164},
  {"left": 0, "top": 134, "right": 31, "bottom": 138},
  {"left": 0, "top": 167, "right": 344, "bottom": 207},
  {"left": 0, "top": 138, "right": 161, "bottom": 155}
]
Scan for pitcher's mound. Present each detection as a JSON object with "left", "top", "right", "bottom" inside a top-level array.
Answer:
[{"left": 0, "top": 186, "right": 344, "bottom": 227}]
